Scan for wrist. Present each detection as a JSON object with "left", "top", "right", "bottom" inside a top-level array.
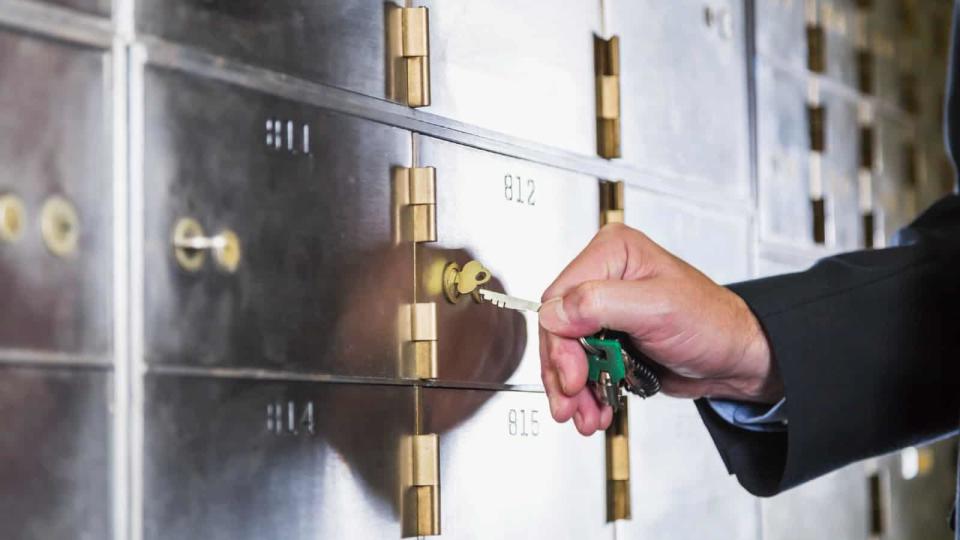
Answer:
[{"left": 730, "top": 295, "right": 782, "bottom": 403}]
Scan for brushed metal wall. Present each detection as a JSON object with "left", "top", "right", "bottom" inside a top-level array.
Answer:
[{"left": 0, "top": 0, "right": 955, "bottom": 539}]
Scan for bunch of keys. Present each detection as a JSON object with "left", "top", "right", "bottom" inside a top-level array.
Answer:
[{"left": 478, "top": 289, "right": 662, "bottom": 412}]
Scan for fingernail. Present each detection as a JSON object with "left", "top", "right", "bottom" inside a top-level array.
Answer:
[
  {"left": 548, "top": 393, "right": 559, "bottom": 418},
  {"left": 574, "top": 411, "right": 583, "bottom": 429},
  {"left": 538, "top": 297, "right": 568, "bottom": 333}
]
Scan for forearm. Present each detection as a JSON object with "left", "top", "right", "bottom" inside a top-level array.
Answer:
[{"left": 700, "top": 194, "right": 960, "bottom": 496}]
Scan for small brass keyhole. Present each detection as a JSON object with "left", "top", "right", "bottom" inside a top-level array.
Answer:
[
  {"left": 0, "top": 194, "right": 25, "bottom": 243},
  {"left": 172, "top": 217, "right": 207, "bottom": 271},
  {"left": 40, "top": 196, "right": 79, "bottom": 258}
]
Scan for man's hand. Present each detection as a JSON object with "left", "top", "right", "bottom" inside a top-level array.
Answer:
[{"left": 539, "top": 223, "right": 782, "bottom": 435}]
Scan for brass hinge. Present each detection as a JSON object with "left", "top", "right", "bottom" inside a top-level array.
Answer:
[
  {"left": 599, "top": 180, "right": 625, "bottom": 226},
  {"left": 394, "top": 166, "right": 437, "bottom": 244},
  {"left": 401, "top": 302, "right": 438, "bottom": 380},
  {"left": 403, "top": 433, "right": 441, "bottom": 536},
  {"left": 857, "top": 49, "right": 874, "bottom": 95},
  {"left": 860, "top": 125, "right": 875, "bottom": 170},
  {"left": 388, "top": 6, "right": 431, "bottom": 108},
  {"left": 807, "top": 105, "right": 826, "bottom": 152},
  {"left": 807, "top": 24, "right": 826, "bottom": 73},
  {"left": 606, "top": 400, "right": 631, "bottom": 521},
  {"left": 595, "top": 35, "right": 621, "bottom": 159}
]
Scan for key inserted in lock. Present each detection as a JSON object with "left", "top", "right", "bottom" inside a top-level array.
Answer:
[{"left": 442, "top": 260, "right": 492, "bottom": 303}]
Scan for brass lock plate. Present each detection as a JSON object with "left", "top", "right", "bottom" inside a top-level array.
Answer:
[
  {"left": 172, "top": 217, "right": 206, "bottom": 271},
  {"left": 0, "top": 194, "right": 25, "bottom": 243},
  {"left": 441, "top": 260, "right": 492, "bottom": 303},
  {"left": 214, "top": 229, "right": 242, "bottom": 273},
  {"left": 40, "top": 196, "right": 80, "bottom": 258}
]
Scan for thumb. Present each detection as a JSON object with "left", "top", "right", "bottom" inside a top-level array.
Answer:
[{"left": 539, "top": 279, "right": 667, "bottom": 338}]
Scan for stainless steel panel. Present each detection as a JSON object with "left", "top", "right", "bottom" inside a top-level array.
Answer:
[
  {"left": 820, "top": 0, "right": 858, "bottom": 89},
  {"left": 421, "top": 388, "right": 610, "bottom": 538},
  {"left": 884, "top": 440, "right": 958, "bottom": 540},
  {"left": 142, "top": 375, "right": 414, "bottom": 539},
  {"left": 821, "top": 89, "right": 860, "bottom": 250},
  {"left": 623, "top": 186, "right": 752, "bottom": 284},
  {"left": 609, "top": 0, "right": 751, "bottom": 196},
  {"left": 757, "top": 61, "right": 813, "bottom": 246},
  {"left": 755, "top": 0, "right": 807, "bottom": 71},
  {"left": 135, "top": 1, "right": 394, "bottom": 100},
  {"left": 616, "top": 395, "right": 759, "bottom": 540},
  {"left": 421, "top": 0, "right": 600, "bottom": 155},
  {"left": 0, "top": 29, "right": 112, "bottom": 357},
  {"left": 416, "top": 136, "right": 598, "bottom": 386},
  {"left": 37, "top": 0, "right": 110, "bottom": 16},
  {"left": 0, "top": 365, "right": 112, "bottom": 539},
  {"left": 140, "top": 66, "right": 413, "bottom": 376},
  {"left": 875, "top": 115, "right": 913, "bottom": 240},
  {"left": 762, "top": 463, "right": 870, "bottom": 540}
]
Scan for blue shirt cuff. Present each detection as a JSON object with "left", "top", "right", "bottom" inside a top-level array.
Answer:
[{"left": 707, "top": 398, "right": 788, "bottom": 433}]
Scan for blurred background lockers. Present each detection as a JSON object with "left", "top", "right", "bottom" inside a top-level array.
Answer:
[{"left": 0, "top": 0, "right": 955, "bottom": 539}]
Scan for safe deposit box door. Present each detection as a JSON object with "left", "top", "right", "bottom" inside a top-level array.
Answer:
[
  {"left": 755, "top": 0, "right": 807, "bottom": 71},
  {"left": 136, "top": 0, "right": 395, "bottom": 100},
  {"left": 607, "top": 0, "right": 751, "bottom": 197},
  {"left": 756, "top": 61, "right": 813, "bottom": 246},
  {"left": 421, "top": 388, "right": 609, "bottom": 538},
  {"left": 820, "top": 0, "right": 858, "bottom": 90},
  {"left": 617, "top": 396, "right": 758, "bottom": 540},
  {"left": 0, "top": 29, "right": 113, "bottom": 358},
  {"left": 142, "top": 376, "right": 414, "bottom": 539},
  {"left": 885, "top": 440, "right": 959, "bottom": 540},
  {"left": 40, "top": 0, "right": 110, "bottom": 16},
  {"left": 139, "top": 66, "right": 413, "bottom": 377},
  {"left": 0, "top": 365, "right": 112, "bottom": 539},
  {"left": 623, "top": 186, "right": 751, "bottom": 285},
  {"left": 762, "top": 463, "right": 870, "bottom": 540},
  {"left": 876, "top": 115, "right": 914, "bottom": 239},
  {"left": 822, "top": 88, "right": 861, "bottom": 250},
  {"left": 415, "top": 136, "right": 598, "bottom": 387},
  {"left": 421, "top": 0, "right": 601, "bottom": 155}
]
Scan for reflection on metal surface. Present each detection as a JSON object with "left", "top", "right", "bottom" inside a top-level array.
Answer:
[
  {"left": 416, "top": 135, "right": 597, "bottom": 386},
  {"left": 0, "top": 365, "right": 112, "bottom": 539},
  {"left": 170, "top": 217, "right": 204, "bottom": 271},
  {"left": 869, "top": 470, "right": 890, "bottom": 537},
  {"left": 143, "top": 375, "right": 415, "bottom": 539},
  {"left": 0, "top": 29, "right": 112, "bottom": 356},
  {"left": 140, "top": 66, "right": 414, "bottom": 376},
  {"left": 386, "top": 5, "right": 432, "bottom": 108},
  {"left": 0, "top": 193, "right": 25, "bottom": 243},
  {"left": 421, "top": 388, "right": 610, "bottom": 537},
  {"left": 595, "top": 35, "right": 621, "bottom": 159}
]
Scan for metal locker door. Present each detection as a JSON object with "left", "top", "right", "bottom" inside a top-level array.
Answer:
[
  {"left": 756, "top": 61, "right": 815, "bottom": 247},
  {"left": 135, "top": 60, "right": 414, "bottom": 378},
  {"left": 762, "top": 463, "right": 870, "bottom": 540},
  {"left": 141, "top": 375, "right": 416, "bottom": 539},
  {"left": 606, "top": 0, "right": 751, "bottom": 198},
  {"left": 135, "top": 0, "right": 396, "bottom": 101},
  {"left": 820, "top": 88, "right": 861, "bottom": 251},
  {"left": 419, "top": 387, "right": 610, "bottom": 538},
  {"left": 419, "top": 0, "right": 602, "bottom": 155},
  {"left": 414, "top": 135, "right": 599, "bottom": 387},
  {"left": 0, "top": 28, "right": 113, "bottom": 357},
  {"left": 0, "top": 365, "right": 112, "bottom": 539}
]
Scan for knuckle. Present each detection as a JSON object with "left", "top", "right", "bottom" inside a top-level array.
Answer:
[{"left": 570, "top": 281, "right": 605, "bottom": 323}]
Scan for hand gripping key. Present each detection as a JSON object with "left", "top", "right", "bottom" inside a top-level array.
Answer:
[{"left": 478, "top": 289, "right": 661, "bottom": 411}]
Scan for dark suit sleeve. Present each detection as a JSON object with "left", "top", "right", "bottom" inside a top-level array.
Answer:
[{"left": 696, "top": 194, "right": 960, "bottom": 497}]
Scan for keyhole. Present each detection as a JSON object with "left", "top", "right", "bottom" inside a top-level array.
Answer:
[{"left": 475, "top": 271, "right": 487, "bottom": 282}]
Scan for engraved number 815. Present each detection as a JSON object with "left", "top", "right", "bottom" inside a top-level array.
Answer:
[{"left": 508, "top": 408, "right": 540, "bottom": 437}]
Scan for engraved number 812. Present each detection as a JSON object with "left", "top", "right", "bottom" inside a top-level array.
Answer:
[{"left": 504, "top": 174, "right": 536, "bottom": 206}]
